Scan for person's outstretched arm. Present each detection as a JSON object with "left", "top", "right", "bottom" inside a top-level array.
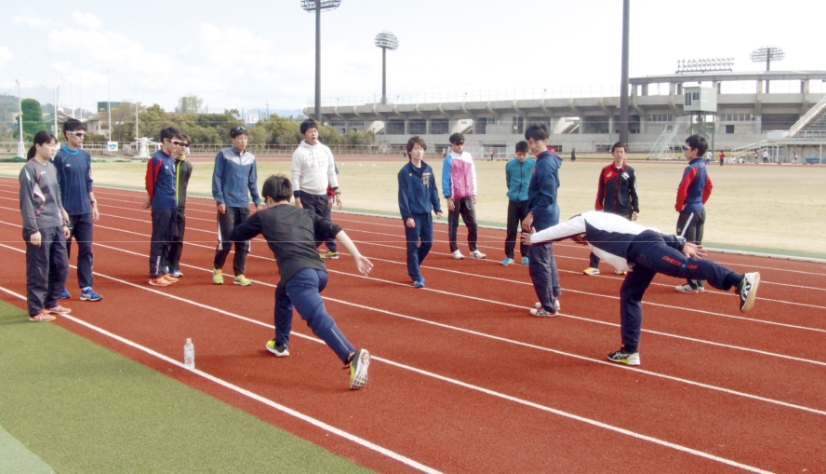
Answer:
[{"left": 335, "top": 230, "right": 373, "bottom": 276}]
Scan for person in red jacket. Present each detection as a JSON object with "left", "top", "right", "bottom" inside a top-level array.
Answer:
[{"left": 583, "top": 142, "right": 639, "bottom": 276}]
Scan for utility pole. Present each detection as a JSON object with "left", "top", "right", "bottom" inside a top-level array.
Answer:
[
  {"left": 619, "top": 0, "right": 630, "bottom": 144},
  {"left": 135, "top": 77, "right": 139, "bottom": 140},
  {"left": 44, "top": 78, "right": 58, "bottom": 138},
  {"left": 108, "top": 68, "right": 112, "bottom": 143},
  {"left": 61, "top": 76, "right": 74, "bottom": 118},
  {"left": 15, "top": 79, "right": 24, "bottom": 158}
]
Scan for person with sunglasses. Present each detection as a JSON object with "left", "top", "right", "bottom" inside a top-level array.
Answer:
[
  {"left": 675, "top": 134, "right": 713, "bottom": 294},
  {"left": 211, "top": 126, "right": 263, "bottom": 286},
  {"left": 52, "top": 118, "right": 102, "bottom": 301},
  {"left": 167, "top": 134, "right": 193, "bottom": 278}
]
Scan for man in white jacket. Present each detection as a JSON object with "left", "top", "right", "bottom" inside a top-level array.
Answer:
[
  {"left": 291, "top": 119, "right": 341, "bottom": 259},
  {"left": 522, "top": 211, "right": 760, "bottom": 366}
]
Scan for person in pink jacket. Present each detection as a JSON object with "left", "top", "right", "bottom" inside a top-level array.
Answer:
[{"left": 442, "top": 133, "right": 485, "bottom": 259}]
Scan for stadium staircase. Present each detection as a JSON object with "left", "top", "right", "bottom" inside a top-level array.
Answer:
[
  {"left": 788, "top": 94, "right": 826, "bottom": 138},
  {"left": 647, "top": 124, "right": 681, "bottom": 160}
]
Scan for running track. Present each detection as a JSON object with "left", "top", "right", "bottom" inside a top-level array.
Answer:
[{"left": 1, "top": 177, "right": 825, "bottom": 473}]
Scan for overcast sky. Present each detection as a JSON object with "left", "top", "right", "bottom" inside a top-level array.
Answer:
[{"left": 2, "top": 0, "right": 825, "bottom": 114}]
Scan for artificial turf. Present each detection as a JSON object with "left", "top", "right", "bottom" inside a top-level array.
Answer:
[{"left": 0, "top": 301, "right": 374, "bottom": 473}]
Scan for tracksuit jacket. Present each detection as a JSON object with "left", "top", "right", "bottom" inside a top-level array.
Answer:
[
  {"left": 527, "top": 150, "right": 563, "bottom": 230},
  {"left": 212, "top": 146, "right": 261, "bottom": 208},
  {"left": 505, "top": 157, "right": 536, "bottom": 202},
  {"left": 441, "top": 151, "right": 477, "bottom": 199},
  {"left": 53, "top": 145, "right": 93, "bottom": 216},
  {"left": 145, "top": 150, "right": 177, "bottom": 210},
  {"left": 595, "top": 162, "right": 639, "bottom": 215},
  {"left": 19, "top": 159, "right": 65, "bottom": 239},
  {"left": 398, "top": 161, "right": 442, "bottom": 220},
  {"left": 174, "top": 156, "right": 193, "bottom": 211},
  {"left": 291, "top": 140, "right": 338, "bottom": 197},
  {"left": 530, "top": 211, "right": 686, "bottom": 273},
  {"left": 675, "top": 158, "right": 713, "bottom": 213}
]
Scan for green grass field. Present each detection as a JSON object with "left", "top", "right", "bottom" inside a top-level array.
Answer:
[{"left": 1, "top": 157, "right": 823, "bottom": 259}]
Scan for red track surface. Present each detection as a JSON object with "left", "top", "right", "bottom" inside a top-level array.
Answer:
[{"left": 1, "top": 178, "right": 825, "bottom": 473}]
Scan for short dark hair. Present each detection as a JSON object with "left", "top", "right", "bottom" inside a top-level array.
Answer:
[
  {"left": 449, "top": 133, "right": 464, "bottom": 145},
  {"left": 515, "top": 141, "right": 529, "bottom": 153},
  {"left": 524, "top": 123, "right": 549, "bottom": 141},
  {"left": 230, "top": 126, "right": 247, "bottom": 138},
  {"left": 27, "top": 131, "right": 57, "bottom": 160},
  {"left": 63, "top": 118, "right": 86, "bottom": 138},
  {"left": 261, "top": 174, "right": 293, "bottom": 203},
  {"left": 300, "top": 119, "right": 319, "bottom": 135},
  {"left": 611, "top": 142, "right": 626, "bottom": 154},
  {"left": 160, "top": 127, "right": 181, "bottom": 142},
  {"left": 406, "top": 136, "right": 427, "bottom": 154},
  {"left": 179, "top": 133, "right": 190, "bottom": 143},
  {"left": 685, "top": 134, "right": 709, "bottom": 156}
]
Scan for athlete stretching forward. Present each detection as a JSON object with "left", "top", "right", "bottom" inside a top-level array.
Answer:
[{"left": 523, "top": 211, "right": 760, "bottom": 366}]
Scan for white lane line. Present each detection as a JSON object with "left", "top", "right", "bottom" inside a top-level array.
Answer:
[
  {"left": 0, "top": 285, "right": 442, "bottom": 474},
  {"left": 5, "top": 237, "right": 825, "bottom": 421},
  {"left": 0, "top": 262, "right": 777, "bottom": 473}
]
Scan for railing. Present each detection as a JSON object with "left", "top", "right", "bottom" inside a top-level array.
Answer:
[
  {"left": 647, "top": 125, "right": 681, "bottom": 160},
  {"left": 788, "top": 94, "right": 826, "bottom": 137}
]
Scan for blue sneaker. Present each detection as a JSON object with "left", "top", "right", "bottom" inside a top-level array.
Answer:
[
  {"left": 80, "top": 287, "right": 103, "bottom": 302},
  {"left": 169, "top": 269, "right": 184, "bottom": 278},
  {"left": 60, "top": 288, "right": 70, "bottom": 299},
  {"left": 501, "top": 257, "right": 514, "bottom": 266},
  {"left": 413, "top": 280, "right": 425, "bottom": 288},
  {"left": 522, "top": 256, "right": 530, "bottom": 265}
]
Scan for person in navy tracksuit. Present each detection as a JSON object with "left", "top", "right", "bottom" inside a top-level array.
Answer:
[
  {"left": 675, "top": 134, "right": 713, "bottom": 294},
  {"left": 524, "top": 211, "right": 760, "bottom": 366},
  {"left": 167, "top": 133, "right": 193, "bottom": 277},
  {"left": 143, "top": 127, "right": 182, "bottom": 287},
  {"left": 398, "top": 136, "right": 443, "bottom": 288},
  {"left": 53, "top": 118, "right": 102, "bottom": 301}
]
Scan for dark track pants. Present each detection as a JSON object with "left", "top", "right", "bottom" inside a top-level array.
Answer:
[
  {"left": 150, "top": 208, "right": 177, "bottom": 278},
  {"left": 619, "top": 230, "right": 742, "bottom": 352},
  {"left": 529, "top": 241, "right": 561, "bottom": 312},
  {"left": 167, "top": 210, "right": 187, "bottom": 272},
  {"left": 404, "top": 213, "right": 433, "bottom": 282},
  {"left": 213, "top": 206, "right": 249, "bottom": 275},
  {"left": 274, "top": 269, "right": 355, "bottom": 363},
  {"left": 505, "top": 200, "right": 530, "bottom": 259},
  {"left": 589, "top": 213, "right": 632, "bottom": 268},
  {"left": 299, "top": 192, "right": 337, "bottom": 252},
  {"left": 26, "top": 226, "right": 69, "bottom": 316},
  {"left": 676, "top": 209, "right": 706, "bottom": 289},
  {"left": 448, "top": 197, "right": 478, "bottom": 253},
  {"left": 67, "top": 212, "right": 94, "bottom": 289}
]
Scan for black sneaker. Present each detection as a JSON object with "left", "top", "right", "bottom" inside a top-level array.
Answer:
[
  {"left": 265, "top": 340, "right": 290, "bottom": 357},
  {"left": 607, "top": 348, "right": 640, "bottom": 366},
  {"left": 737, "top": 272, "right": 760, "bottom": 313}
]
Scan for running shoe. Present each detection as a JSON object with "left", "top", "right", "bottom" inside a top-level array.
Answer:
[
  {"left": 149, "top": 277, "right": 172, "bottom": 287},
  {"left": 583, "top": 267, "right": 600, "bottom": 276},
  {"left": 675, "top": 283, "right": 703, "bottom": 294},
  {"left": 212, "top": 269, "right": 223, "bottom": 285},
  {"left": 60, "top": 288, "right": 71, "bottom": 299},
  {"left": 162, "top": 274, "right": 179, "bottom": 283},
  {"left": 607, "top": 348, "right": 640, "bottom": 366},
  {"left": 320, "top": 250, "right": 339, "bottom": 259},
  {"left": 521, "top": 256, "right": 529, "bottom": 265},
  {"left": 234, "top": 274, "right": 252, "bottom": 286},
  {"left": 29, "top": 311, "right": 56, "bottom": 322},
  {"left": 347, "top": 349, "right": 371, "bottom": 390},
  {"left": 469, "top": 250, "right": 486, "bottom": 259},
  {"left": 615, "top": 269, "right": 628, "bottom": 275},
  {"left": 737, "top": 272, "right": 760, "bottom": 313},
  {"left": 452, "top": 250, "right": 465, "bottom": 260},
  {"left": 80, "top": 287, "right": 103, "bottom": 302},
  {"left": 501, "top": 257, "right": 514, "bottom": 266},
  {"left": 169, "top": 269, "right": 184, "bottom": 278},
  {"left": 535, "top": 300, "right": 561, "bottom": 313},
  {"left": 266, "top": 340, "right": 290, "bottom": 357},
  {"left": 44, "top": 305, "right": 71, "bottom": 314},
  {"left": 413, "top": 280, "right": 425, "bottom": 288}
]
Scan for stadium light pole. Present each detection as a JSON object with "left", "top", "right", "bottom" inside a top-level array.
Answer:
[
  {"left": 15, "top": 79, "right": 24, "bottom": 158},
  {"left": 301, "top": 0, "right": 342, "bottom": 122},
  {"left": 618, "top": 0, "right": 630, "bottom": 144},
  {"left": 61, "top": 76, "right": 75, "bottom": 118},
  {"left": 44, "top": 78, "right": 58, "bottom": 137},
  {"left": 374, "top": 31, "right": 399, "bottom": 105},
  {"left": 751, "top": 47, "right": 784, "bottom": 93}
]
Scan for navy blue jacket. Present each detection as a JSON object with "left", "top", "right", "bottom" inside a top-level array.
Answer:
[
  {"left": 53, "top": 145, "right": 93, "bottom": 216},
  {"left": 528, "top": 150, "right": 562, "bottom": 230},
  {"left": 145, "top": 150, "right": 177, "bottom": 210},
  {"left": 398, "top": 161, "right": 442, "bottom": 219},
  {"left": 212, "top": 147, "right": 261, "bottom": 208}
]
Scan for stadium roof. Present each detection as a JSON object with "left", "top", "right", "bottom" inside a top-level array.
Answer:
[{"left": 630, "top": 70, "right": 826, "bottom": 85}]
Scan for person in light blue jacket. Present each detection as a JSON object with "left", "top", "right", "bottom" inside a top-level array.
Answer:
[{"left": 502, "top": 141, "right": 535, "bottom": 266}]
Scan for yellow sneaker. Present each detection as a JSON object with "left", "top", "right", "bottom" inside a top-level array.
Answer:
[
  {"left": 583, "top": 267, "right": 600, "bottom": 276},
  {"left": 233, "top": 274, "right": 252, "bottom": 286},
  {"left": 212, "top": 268, "right": 223, "bottom": 285}
]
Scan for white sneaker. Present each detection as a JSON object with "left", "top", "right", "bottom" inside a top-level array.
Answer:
[
  {"left": 675, "top": 284, "right": 704, "bottom": 294},
  {"left": 536, "top": 300, "right": 561, "bottom": 312},
  {"left": 469, "top": 250, "right": 487, "bottom": 259},
  {"left": 452, "top": 250, "right": 465, "bottom": 260}
]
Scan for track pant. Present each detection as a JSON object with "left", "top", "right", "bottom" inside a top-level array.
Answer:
[
  {"left": 150, "top": 208, "right": 177, "bottom": 279},
  {"left": 274, "top": 269, "right": 355, "bottom": 363},
  {"left": 448, "top": 197, "right": 478, "bottom": 253},
  {"left": 505, "top": 200, "right": 530, "bottom": 259},
  {"left": 404, "top": 213, "right": 433, "bottom": 282},
  {"left": 213, "top": 206, "right": 250, "bottom": 276},
  {"left": 528, "top": 241, "right": 561, "bottom": 312},
  {"left": 167, "top": 210, "right": 187, "bottom": 272},
  {"left": 620, "top": 230, "right": 742, "bottom": 352},
  {"left": 67, "top": 212, "right": 94, "bottom": 289},
  {"left": 299, "top": 192, "right": 337, "bottom": 252},
  {"left": 676, "top": 208, "right": 706, "bottom": 289},
  {"left": 26, "top": 226, "right": 69, "bottom": 316},
  {"left": 589, "top": 213, "right": 632, "bottom": 268}
]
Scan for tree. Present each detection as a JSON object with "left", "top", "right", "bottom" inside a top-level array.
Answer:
[{"left": 21, "top": 99, "right": 47, "bottom": 139}]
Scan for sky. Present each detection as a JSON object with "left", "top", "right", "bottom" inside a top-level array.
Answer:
[{"left": 2, "top": 0, "right": 825, "bottom": 115}]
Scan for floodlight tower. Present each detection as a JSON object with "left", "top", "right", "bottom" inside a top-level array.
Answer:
[
  {"left": 61, "top": 76, "right": 75, "bottom": 118},
  {"left": 44, "top": 78, "right": 58, "bottom": 137},
  {"left": 374, "top": 31, "right": 399, "bottom": 105},
  {"left": 751, "top": 46, "right": 784, "bottom": 93},
  {"left": 618, "top": 0, "right": 630, "bottom": 144},
  {"left": 15, "top": 79, "right": 24, "bottom": 158},
  {"left": 301, "top": 0, "right": 342, "bottom": 122}
]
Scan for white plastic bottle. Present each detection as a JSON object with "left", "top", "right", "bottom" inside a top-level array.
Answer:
[{"left": 184, "top": 338, "right": 195, "bottom": 369}]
